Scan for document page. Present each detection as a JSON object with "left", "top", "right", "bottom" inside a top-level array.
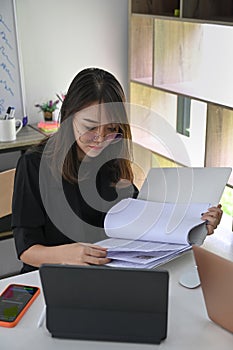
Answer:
[
  {"left": 96, "top": 198, "right": 209, "bottom": 269},
  {"left": 105, "top": 245, "right": 191, "bottom": 269},
  {"left": 103, "top": 198, "right": 209, "bottom": 245}
]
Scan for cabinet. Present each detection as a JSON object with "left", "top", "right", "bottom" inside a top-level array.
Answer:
[
  {"left": 131, "top": 0, "right": 233, "bottom": 24},
  {"left": 130, "top": 0, "right": 233, "bottom": 187}
]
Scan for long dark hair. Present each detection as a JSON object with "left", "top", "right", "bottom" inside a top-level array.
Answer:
[{"left": 45, "top": 68, "right": 134, "bottom": 184}]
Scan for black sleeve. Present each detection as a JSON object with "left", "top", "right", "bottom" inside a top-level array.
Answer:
[
  {"left": 13, "top": 227, "right": 46, "bottom": 259},
  {"left": 12, "top": 152, "right": 47, "bottom": 257}
]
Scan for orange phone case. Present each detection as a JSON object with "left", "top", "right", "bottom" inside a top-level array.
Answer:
[{"left": 0, "top": 284, "right": 40, "bottom": 328}]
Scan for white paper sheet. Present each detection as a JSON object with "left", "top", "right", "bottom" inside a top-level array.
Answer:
[
  {"left": 96, "top": 198, "right": 209, "bottom": 269},
  {"left": 103, "top": 198, "right": 209, "bottom": 245},
  {"left": 105, "top": 245, "right": 191, "bottom": 269}
]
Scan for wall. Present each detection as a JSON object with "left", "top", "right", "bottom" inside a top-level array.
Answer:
[
  {"left": 0, "top": 0, "right": 129, "bottom": 276},
  {"left": 0, "top": 0, "right": 129, "bottom": 169},
  {"left": 15, "top": 0, "right": 129, "bottom": 123}
]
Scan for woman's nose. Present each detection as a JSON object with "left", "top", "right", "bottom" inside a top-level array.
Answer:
[
  {"left": 96, "top": 126, "right": 106, "bottom": 139},
  {"left": 98, "top": 126, "right": 106, "bottom": 134},
  {"left": 91, "top": 128, "right": 104, "bottom": 143}
]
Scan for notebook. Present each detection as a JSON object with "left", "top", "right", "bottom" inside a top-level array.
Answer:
[
  {"left": 193, "top": 245, "right": 233, "bottom": 333},
  {"left": 39, "top": 264, "right": 169, "bottom": 344}
]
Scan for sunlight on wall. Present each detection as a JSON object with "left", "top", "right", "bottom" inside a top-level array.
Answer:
[{"left": 199, "top": 23, "right": 233, "bottom": 107}]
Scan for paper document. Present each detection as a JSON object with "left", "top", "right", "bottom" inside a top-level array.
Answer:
[{"left": 96, "top": 198, "right": 209, "bottom": 269}]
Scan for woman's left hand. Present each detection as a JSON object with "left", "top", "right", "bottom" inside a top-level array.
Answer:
[{"left": 201, "top": 204, "right": 223, "bottom": 235}]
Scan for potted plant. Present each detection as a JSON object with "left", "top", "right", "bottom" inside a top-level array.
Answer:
[{"left": 35, "top": 99, "right": 59, "bottom": 121}]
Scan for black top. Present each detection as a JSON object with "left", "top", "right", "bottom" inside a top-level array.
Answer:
[{"left": 12, "top": 148, "right": 138, "bottom": 273}]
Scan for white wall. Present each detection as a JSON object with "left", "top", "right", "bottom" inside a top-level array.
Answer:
[
  {"left": 15, "top": 0, "right": 129, "bottom": 123},
  {"left": 199, "top": 23, "right": 233, "bottom": 107}
]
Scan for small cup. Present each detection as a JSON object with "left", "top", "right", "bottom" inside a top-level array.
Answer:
[
  {"left": 0, "top": 118, "right": 23, "bottom": 142},
  {"left": 174, "top": 9, "right": 180, "bottom": 17}
]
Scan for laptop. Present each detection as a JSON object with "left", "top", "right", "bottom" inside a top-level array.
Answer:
[
  {"left": 39, "top": 264, "right": 169, "bottom": 344},
  {"left": 138, "top": 167, "right": 232, "bottom": 204},
  {"left": 193, "top": 245, "right": 233, "bottom": 333}
]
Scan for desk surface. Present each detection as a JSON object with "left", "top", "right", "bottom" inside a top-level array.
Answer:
[
  {"left": 0, "top": 219, "right": 233, "bottom": 350},
  {"left": 0, "top": 125, "right": 45, "bottom": 153}
]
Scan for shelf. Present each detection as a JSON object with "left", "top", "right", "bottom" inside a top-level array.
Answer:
[
  {"left": 131, "top": 77, "right": 152, "bottom": 86},
  {"left": 132, "top": 79, "right": 233, "bottom": 109},
  {"left": 182, "top": 1, "right": 233, "bottom": 24},
  {"left": 131, "top": 122, "right": 206, "bottom": 168},
  {"left": 130, "top": 82, "right": 208, "bottom": 168},
  {"left": 131, "top": 16, "right": 233, "bottom": 109},
  {"left": 131, "top": 0, "right": 233, "bottom": 25},
  {"left": 131, "top": 125, "right": 179, "bottom": 165},
  {"left": 130, "top": 2, "right": 233, "bottom": 182},
  {"left": 131, "top": 0, "right": 179, "bottom": 17},
  {"left": 153, "top": 81, "right": 233, "bottom": 109}
]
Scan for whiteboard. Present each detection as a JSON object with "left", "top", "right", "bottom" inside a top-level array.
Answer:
[{"left": 0, "top": 0, "right": 25, "bottom": 119}]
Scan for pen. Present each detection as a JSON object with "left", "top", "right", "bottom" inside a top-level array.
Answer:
[
  {"left": 8, "top": 107, "right": 15, "bottom": 119},
  {"left": 37, "top": 305, "right": 46, "bottom": 328},
  {"left": 4, "top": 106, "right": 11, "bottom": 120},
  {"left": 23, "top": 116, "right": 28, "bottom": 126},
  {"left": 56, "top": 93, "right": 63, "bottom": 103}
]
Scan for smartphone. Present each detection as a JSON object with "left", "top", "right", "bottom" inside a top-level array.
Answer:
[{"left": 0, "top": 284, "right": 40, "bottom": 328}]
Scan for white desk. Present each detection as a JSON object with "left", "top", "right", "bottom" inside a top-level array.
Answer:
[{"left": 1, "top": 217, "right": 233, "bottom": 350}]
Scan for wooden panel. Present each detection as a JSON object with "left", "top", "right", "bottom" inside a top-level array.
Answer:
[
  {"left": 151, "top": 153, "right": 180, "bottom": 168},
  {"left": 130, "top": 16, "right": 153, "bottom": 84},
  {"left": 132, "top": 143, "right": 152, "bottom": 190},
  {"left": 154, "top": 19, "right": 203, "bottom": 85},
  {"left": 0, "top": 168, "right": 15, "bottom": 217},
  {"left": 130, "top": 82, "right": 177, "bottom": 127},
  {"left": 205, "top": 104, "right": 233, "bottom": 186}
]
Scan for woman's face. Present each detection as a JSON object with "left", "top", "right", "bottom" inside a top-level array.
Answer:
[{"left": 73, "top": 103, "right": 122, "bottom": 158}]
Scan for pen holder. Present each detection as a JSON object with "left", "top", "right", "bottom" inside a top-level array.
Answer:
[{"left": 0, "top": 118, "right": 23, "bottom": 142}]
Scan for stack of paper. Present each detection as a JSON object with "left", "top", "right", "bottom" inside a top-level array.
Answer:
[
  {"left": 37, "top": 121, "right": 60, "bottom": 133},
  {"left": 97, "top": 198, "right": 209, "bottom": 269}
]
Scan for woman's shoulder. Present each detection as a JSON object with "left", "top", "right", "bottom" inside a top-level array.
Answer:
[{"left": 17, "top": 143, "right": 45, "bottom": 171}]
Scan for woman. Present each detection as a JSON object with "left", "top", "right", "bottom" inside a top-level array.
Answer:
[{"left": 12, "top": 68, "right": 222, "bottom": 273}]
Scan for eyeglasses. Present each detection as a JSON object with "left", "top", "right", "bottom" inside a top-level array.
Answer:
[{"left": 79, "top": 131, "right": 123, "bottom": 144}]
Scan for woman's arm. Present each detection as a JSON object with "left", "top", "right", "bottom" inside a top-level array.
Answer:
[{"left": 20, "top": 243, "right": 111, "bottom": 267}]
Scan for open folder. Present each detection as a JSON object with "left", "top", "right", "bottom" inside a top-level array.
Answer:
[{"left": 96, "top": 167, "right": 231, "bottom": 269}]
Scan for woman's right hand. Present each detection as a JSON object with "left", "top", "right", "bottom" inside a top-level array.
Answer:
[
  {"left": 60, "top": 242, "right": 111, "bottom": 266},
  {"left": 20, "top": 242, "right": 111, "bottom": 268}
]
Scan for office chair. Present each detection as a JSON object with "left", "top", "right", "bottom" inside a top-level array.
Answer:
[{"left": 0, "top": 169, "right": 22, "bottom": 277}]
